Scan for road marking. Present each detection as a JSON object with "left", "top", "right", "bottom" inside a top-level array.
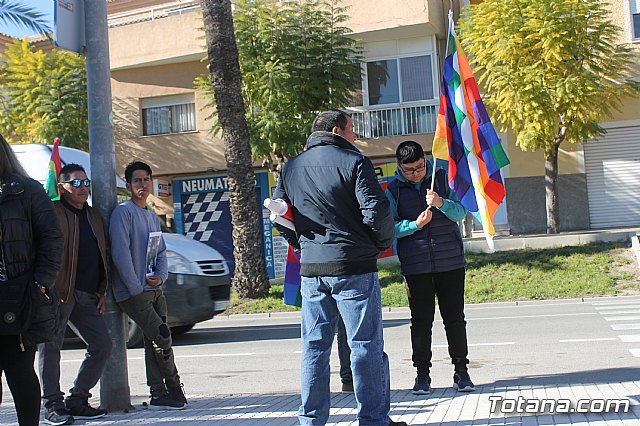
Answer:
[
  {"left": 293, "top": 342, "right": 516, "bottom": 353},
  {"left": 470, "top": 312, "right": 598, "bottom": 321},
  {"left": 618, "top": 335, "right": 640, "bottom": 343},
  {"left": 630, "top": 349, "right": 640, "bottom": 358},
  {"left": 558, "top": 338, "right": 617, "bottom": 343},
  {"left": 610, "top": 324, "right": 640, "bottom": 330},
  {"left": 61, "top": 353, "right": 255, "bottom": 363},
  {"left": 594, "top": 305, "right": 640, "bottom": 311},
  {"left": 592, "top": 300, "right": 640, "bottom": 306},
  {"left": 434, "top": 342, "right": 515, "bottom": 348},
  {"left": 596, "top": 310, "right": 640, "bottom": 315},
  {"left": 604, "top": 315, "right": 640, "bottom": 321},
  {"left": 175, "top": 353, "right": 255, "bottom": 359}
]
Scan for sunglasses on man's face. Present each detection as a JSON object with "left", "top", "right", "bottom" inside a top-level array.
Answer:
[{"left": 62, "top": 178, "right": 91, "bottom": 188}]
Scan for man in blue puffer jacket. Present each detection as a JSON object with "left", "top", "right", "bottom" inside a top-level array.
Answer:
[
  {"left": 273, "top": 110, "right": 407, "bottom": 426},
  {"left": 386, "top": 140, "right": 475, "bottom": 396}
]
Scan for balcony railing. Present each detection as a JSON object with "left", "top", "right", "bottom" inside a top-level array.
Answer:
[
  {"left": 108, "top": 1, "right": 200, "bottom": 28},
  {"left": 346, "top": 103, "right": 438, "bottom": 139}
]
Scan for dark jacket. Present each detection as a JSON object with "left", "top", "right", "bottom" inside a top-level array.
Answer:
[
  {"left": 0, "top": 174, "right": 63, "bottom": 347},
  {"left": 273, "top": 131, "right": 394, "bottom": 276},
  {"left": 386, "top": 164, "right": 466, "bottom": 275},
  {"left": 54, "top": 199, "right": 109, "bottom": 304}
]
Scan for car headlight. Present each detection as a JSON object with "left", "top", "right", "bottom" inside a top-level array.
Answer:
[{"left": 166, "top": 250, "right": 200, "bottom": 275}]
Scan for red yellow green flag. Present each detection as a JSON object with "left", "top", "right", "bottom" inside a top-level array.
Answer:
[{"left": 44, "top": 138, "right": 62, "bottom": 201}]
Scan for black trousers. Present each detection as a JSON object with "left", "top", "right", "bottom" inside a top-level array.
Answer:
[
  {"left": 405, "top": 268, "right": 469, "bottom": 375},
  {"left": 0, "top": 335, "right": 40, "bottom": 426}
]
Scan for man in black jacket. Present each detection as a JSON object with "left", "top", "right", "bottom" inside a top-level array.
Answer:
[
  {"left": 39, "top": 164, "right": 112, "bottom": 425},
  {"left": 273, "top": 110, "right": 406, "bottom": 426}
]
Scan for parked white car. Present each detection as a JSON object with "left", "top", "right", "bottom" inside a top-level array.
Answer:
[{"left": 12, "top": 144, "right": 231, "bottom": 347}]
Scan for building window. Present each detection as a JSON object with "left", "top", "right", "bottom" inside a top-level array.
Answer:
[
  {"left": 366, "top": 55, "right": 434, "bottom": 106},
  {"left": 141, "top": 94, "right": 196, "bottom": 136},
  {"left": 632, "top": 0, "right": 640, "bottom": 39}
]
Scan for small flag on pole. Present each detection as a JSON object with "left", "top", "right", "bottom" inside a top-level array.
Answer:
[
  {"left": 283, "top": 246, "right": 302, "bottom": 307},
  {"left": 44, "top": 138, "right": 62, "bottom": 201},
  {"left": 431, "top": 12, "right": 510, "bottom": 252}
]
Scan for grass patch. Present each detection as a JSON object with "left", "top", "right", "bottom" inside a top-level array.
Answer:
[
  {"left": 464, "top": 242, "right": 634, "bottom": 302},
  {"left": 224, "top": 242, "right": 638, "bottom": 314},
  {"left": 225, "top": 284, "right": 300, "bottom": 315}
]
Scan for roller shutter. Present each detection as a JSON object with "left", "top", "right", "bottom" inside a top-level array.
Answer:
[{"left": 584, "top": 124, "right": 640, "bottom": 228}]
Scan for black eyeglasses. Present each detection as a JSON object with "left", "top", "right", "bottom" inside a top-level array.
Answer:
[
  {"left": 400, "top": 160, "right": 426, "bottom": 176},
  {"left": 62, "top": 178, "right": 91, "bottom": 188}
]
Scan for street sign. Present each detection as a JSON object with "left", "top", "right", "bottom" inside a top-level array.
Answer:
[{"left": 54, "top": 0, "right": 85, "bottom": 54}]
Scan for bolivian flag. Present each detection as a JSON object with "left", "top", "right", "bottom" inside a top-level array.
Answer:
[{"left": 44, "top": 138, "right": 62, "bottom": 201}]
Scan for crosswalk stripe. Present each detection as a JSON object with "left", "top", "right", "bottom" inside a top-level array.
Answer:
[
  {"left": 591, "top": 300, "right": 640, "bottom": 306},
  {"left": 559, "top": 338, "right": 616, "bottom": 343},
  {"left": 604, "top": 315, "right": 640, "bottom": 321},
  {"left": 629, "top": 349, "right": 640, "bottom": 357},
  {"left": 618, "top": 335, "right": 640, "bottom": 343},
  {"left": 594, "top": 305, "right": 640, "bottom": 311},
  {"left": 611, "top": 324, "right": 640, "bottom": 330},
  {"left": 596, "top": 310, "right": 640, "bottom": 315}
]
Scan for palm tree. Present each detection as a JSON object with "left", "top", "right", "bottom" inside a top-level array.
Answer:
[
  {"left": 0, "top": 0, "right": 51, "bottom": 36},
  {"left": 199, "top": 0, "right": 270, "bottom": 298}
]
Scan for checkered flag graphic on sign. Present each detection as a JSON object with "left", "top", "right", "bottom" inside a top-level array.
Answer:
[{"left": 182, "top": 192, "right": 230, "bottom": 242}]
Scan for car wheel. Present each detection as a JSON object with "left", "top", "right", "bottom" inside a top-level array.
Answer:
[
  {"left": 126, "top": 317, "right": 144, "bottom": 349},
  {"left": 170, "top": 323, "right": 195, "bottom": 335}
]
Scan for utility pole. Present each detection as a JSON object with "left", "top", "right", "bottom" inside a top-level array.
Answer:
[{"left": 84, "top": 0, "right": 132, "bottom": 411}]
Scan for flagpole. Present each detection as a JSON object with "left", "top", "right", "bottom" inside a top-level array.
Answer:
[{"left": 431, "top": 10, "right": 455, "bottom": 194}]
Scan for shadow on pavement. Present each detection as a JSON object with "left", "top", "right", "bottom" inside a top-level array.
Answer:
[{"left": 489, "top": 367, "right": 640, "bottom": 392}]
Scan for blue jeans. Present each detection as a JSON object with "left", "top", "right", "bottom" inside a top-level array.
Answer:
[
  {"left": 298, "top": 273, "right": 391, "bottom": 426},
  {"left": 336, "top": 315, "right": 352, "bottom": 384}
]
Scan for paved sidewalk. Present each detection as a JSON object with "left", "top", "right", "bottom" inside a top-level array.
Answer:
[{"left": 1, "top": 382, "right": 639, "bottom": 425}]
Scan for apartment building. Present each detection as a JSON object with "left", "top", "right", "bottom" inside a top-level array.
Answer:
[{"left": 104, "top": 0, "right": 640, "bottom": 239}]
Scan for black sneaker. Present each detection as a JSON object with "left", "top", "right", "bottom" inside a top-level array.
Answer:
[
  {"left": 43, "top": 407, "right": 74, "bottom": 426},
  {"left": 65, "top": 402, "right": 107, "bottom": 420},
  {"left": 388, "top": 421, "right": 409, "bottom": 426},
  {"left": 453, "top": 370, "right": 476, "bottom": 392},
  {"left": 149, "top": 392, "right": 186, "bottom": 410},
  {"left": 167, "top": 383, "right": 188, "bottom": 406},
  {"left": 411, "top": 374, "right": 431, "bottom": 395}
]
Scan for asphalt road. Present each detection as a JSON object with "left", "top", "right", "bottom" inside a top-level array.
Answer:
[{"left": 51, "top": 295, "right": 640, "bottom": 403}]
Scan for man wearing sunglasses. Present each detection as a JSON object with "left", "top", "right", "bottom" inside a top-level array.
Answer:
[
  {"left": 385, "top": 141, "right": 475, "bottom": 396},
  {"left": 38, "top": 164, "right": 111, "bottom": 425}
]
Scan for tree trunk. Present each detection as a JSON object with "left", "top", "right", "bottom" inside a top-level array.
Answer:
[
  {"left": 544, "top": 143, "right": 561, "bottom": 234},
  {"left": 200, "top": 0, "right": 270, "bottom": 298}
]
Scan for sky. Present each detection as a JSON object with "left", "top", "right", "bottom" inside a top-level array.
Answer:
[{"left": 0, "top": 0, "right": 54, "bottom": 38}]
